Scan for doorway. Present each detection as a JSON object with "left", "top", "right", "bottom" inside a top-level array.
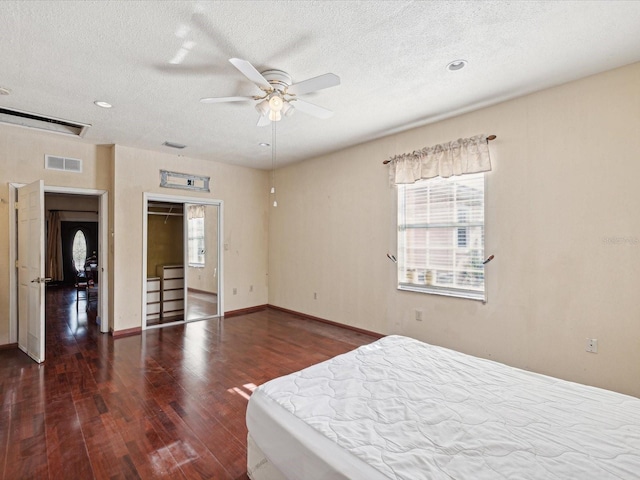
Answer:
[
  {"left": 9, "top": 183, "right": 109, "bottom": 363},
  {"left": 142, "top": 193, "right": 223, "bottom": 330}
]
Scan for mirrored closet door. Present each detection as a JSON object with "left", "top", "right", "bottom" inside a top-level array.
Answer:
[
  {"left": 144, "top": 195, "right": 222, "bottom": 329},
  {"left": 184, "top": 203, "right": 219, "bottom": 321}
]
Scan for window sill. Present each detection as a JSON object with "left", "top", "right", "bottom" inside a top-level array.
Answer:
[{"left": 398, "top": 283, "right": 485, "bottom": 302}]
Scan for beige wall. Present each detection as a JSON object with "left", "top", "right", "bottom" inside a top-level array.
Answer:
[
  {"left": 0, "top": 126, "right": 111, "bottom": 344},
  {"left": 268, "top": 62, "right": 640, "bottom": 397},
  {"left": 111, "top": 145, "right": 269, "bottom": 332},
  {"left": 1, "top": 127, "right": 269, "bottom": 341}
]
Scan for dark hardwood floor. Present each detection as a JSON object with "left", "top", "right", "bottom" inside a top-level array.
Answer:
[
  {"left": 0, "top": 286, "right": 377, "bottom": 479},
  {"left": 186, "top": 290, "right": 218, "bottom": 322}
]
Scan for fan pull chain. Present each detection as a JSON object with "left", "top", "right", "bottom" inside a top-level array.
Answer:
[{"left": 271, "top": 120, "right": 277, "bottom": 207}]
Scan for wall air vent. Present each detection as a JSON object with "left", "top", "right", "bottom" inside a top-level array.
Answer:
[
  {"left": 0, "top": 107, "right": 90, "bottom": 137},
  {"left": 45, "top": 154, "right": 83, "bottom": 173}
]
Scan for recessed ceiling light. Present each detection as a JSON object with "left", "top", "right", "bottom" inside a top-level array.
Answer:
[
  {"left": 94, "top": 100, "right": 112, "bottom": 108},
  {"left": 0, "top": 87, "right": 11, "bottom": 96},
  {"left": 447, "top": 59, "right": 467, "bottom": 71},
  {"left": 259, "top": 142, "right": 270, "bottom": 147}
]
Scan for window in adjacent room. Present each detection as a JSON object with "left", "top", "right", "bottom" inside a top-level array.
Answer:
[
  {"left": 397, "top": 172, "right": 485, "bottom": 300},
  {"left": 72, "top": 229, "right": 88, "bottom": 273},
  {"left": 187, "top": 205, "right": 206, "bottom": 267}
]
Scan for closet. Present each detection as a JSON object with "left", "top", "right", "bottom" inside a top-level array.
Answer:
[{"left": 144, "top": 197, "right": 221, "bottom": 328}]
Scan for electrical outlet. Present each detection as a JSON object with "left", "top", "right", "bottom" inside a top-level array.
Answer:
[
  {"left": 586, "top": 338, "right": 598, "bottom": 353},
  {"left": 314, "top": 292, "right": 317, "bottom": 300},
  {"left": 415, "top": 309, "right": 423, "bottom": 322},
  {"left": 249, "top": 285, "right": 253, "bottom": 292},
  {"left": 233, "top": 288, "right": 237, "bottom": 295}
]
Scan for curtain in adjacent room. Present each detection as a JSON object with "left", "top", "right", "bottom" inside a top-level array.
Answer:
[
  {"left": 388, "top": 134, "right": 492, "bottom": 184},
  {"left": 46, "top": 210, "right": 63, "bottom": 281}
]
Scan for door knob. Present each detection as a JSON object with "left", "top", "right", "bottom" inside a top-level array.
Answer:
[{"left": 30, "top": 277, "right": 52, "bottom": 284}]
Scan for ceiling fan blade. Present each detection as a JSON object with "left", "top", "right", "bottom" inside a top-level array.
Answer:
[
  {"left": 256, "top": 115, "right": 271, "bottom": 127},
  {"left": 287, "top": 73, "right": 340, "bottom": 96},
  {"left": 229, "top": 58, "right": 272, "bottom": 91},
  {"left": 292, "top": 99, "right": 334, "bottom": 119},
  {"left": 200, "top": 96, "right": 253, "bottom": 104}
]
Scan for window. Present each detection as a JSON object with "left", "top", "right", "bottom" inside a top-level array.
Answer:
[
  {"left": 397, "top": 172, "right": 485, "bottom": 300},
  {"left": 187, "top": 209, "right": 205, "bottom": 267},
  {"left": 72, "top": 229, "right": 88, "bottom": 272}
]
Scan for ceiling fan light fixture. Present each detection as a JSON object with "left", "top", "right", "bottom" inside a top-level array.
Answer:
[
  {"left": 255, "top": 99, "right": 270, "bottom": 116},
  {"left": 282, "top": 101, "right": 295, "bottom": 117},
  {"left": 269, "top": 110, "right": 282, "bottom": 122},
  {"left": 201, "top": 58, "right": 339, "bottom": 124},
  {"left": 269, "top": 95, "right": 284, "bottom": 112}
]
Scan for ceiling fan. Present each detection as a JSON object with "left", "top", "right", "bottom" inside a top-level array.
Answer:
[{"left": 200, "top": 58, "right": 340, "bottom": 126}]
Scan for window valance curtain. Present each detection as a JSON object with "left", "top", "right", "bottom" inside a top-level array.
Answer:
[
  {"left": 187, "top": 204, "right": 206, "bottom": 219},
  {"left": 388, "top": 134, "right": 492, "bottom": 185}
]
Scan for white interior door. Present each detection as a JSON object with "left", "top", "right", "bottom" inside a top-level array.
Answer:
[{"left": 17, "top": 180, "right": 46, "bottom": 363}]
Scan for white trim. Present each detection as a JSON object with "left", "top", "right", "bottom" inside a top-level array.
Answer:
[
  {"left": 44, "top": 185, "right": 109, "bottom": 332},
  {"left": 218, "top": 200, "right": 224, "bottom": 317},
  {"left": 9, "top": 183, "right": 20, "bottom": 344},
  {"left": 398, "top": 284, "right": 485, "bottom": 302},
  {"left": 142, "top": 193, "right": 149, "bottom": 328},
  {"left": 99, "top": 191, "right": 109, "bottom": 331},
  {"left": 142, "top": 192, "right": 223, "bottom": 330},
  {"left": 183, "top": 202, "right": 189, "bottom": 319}
]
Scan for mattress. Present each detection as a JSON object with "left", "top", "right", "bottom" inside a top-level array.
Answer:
[{"left": 246, "top": 335, "right": 640, "bottom": 479}]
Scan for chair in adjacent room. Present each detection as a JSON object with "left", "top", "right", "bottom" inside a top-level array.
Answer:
[
  {"left": 84, "top": 264, "right": 98, "bottom": 311},
  {"left": 74, "top": 266, "right": 89, "bottom": 310}
]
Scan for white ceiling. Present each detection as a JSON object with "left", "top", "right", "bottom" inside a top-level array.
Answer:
[{"left": 2, "top": 1, "right": 640, "bottom": 169}]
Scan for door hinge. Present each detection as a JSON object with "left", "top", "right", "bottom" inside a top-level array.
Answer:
[
  {"left": 14, "top": 201, "right": 19, "bottom": 210},
  {"left": 15, "top": 260, "right": 19, "bottom": 268}
]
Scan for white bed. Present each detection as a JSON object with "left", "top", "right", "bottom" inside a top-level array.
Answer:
[{"left": 246, "top": 335, "right": 640, "bottom": 479}]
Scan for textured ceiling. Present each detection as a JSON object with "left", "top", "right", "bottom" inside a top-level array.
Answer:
[{"left": 2, "top": 1, "right": 640, "bottom": 169}]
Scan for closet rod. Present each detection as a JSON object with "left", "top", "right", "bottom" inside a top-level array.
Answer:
[
  {"left": 148, "top": 202, "right": 185, "bottom": 209},
  {"left": 48, "top": 209, "right": 98, "bottom": 213},
  {"left": 148, "top": 211, "right": 183, "bottom": 216}
]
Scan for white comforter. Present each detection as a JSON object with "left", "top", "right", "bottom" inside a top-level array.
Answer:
[{"left": 254, "top": 335, "right": 640, "bottom": 479}]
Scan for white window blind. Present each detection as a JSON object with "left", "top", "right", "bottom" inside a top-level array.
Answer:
[
  {"left": 187, "top": 216, "right": 205, "bottom": 267},
  {"left": 397, "top": 172, "right": 485, "bottom": 300}
]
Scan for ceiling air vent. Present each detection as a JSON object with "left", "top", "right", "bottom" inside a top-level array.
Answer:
[
  {"left": 45, "top": 155, "right": 83, "bottom": 173},
  {"left": 163, "top": 141, "right": 186, "bottom": 149},
  {"left": 0, "top": 107, "right": 90, "bottom": 137}
]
